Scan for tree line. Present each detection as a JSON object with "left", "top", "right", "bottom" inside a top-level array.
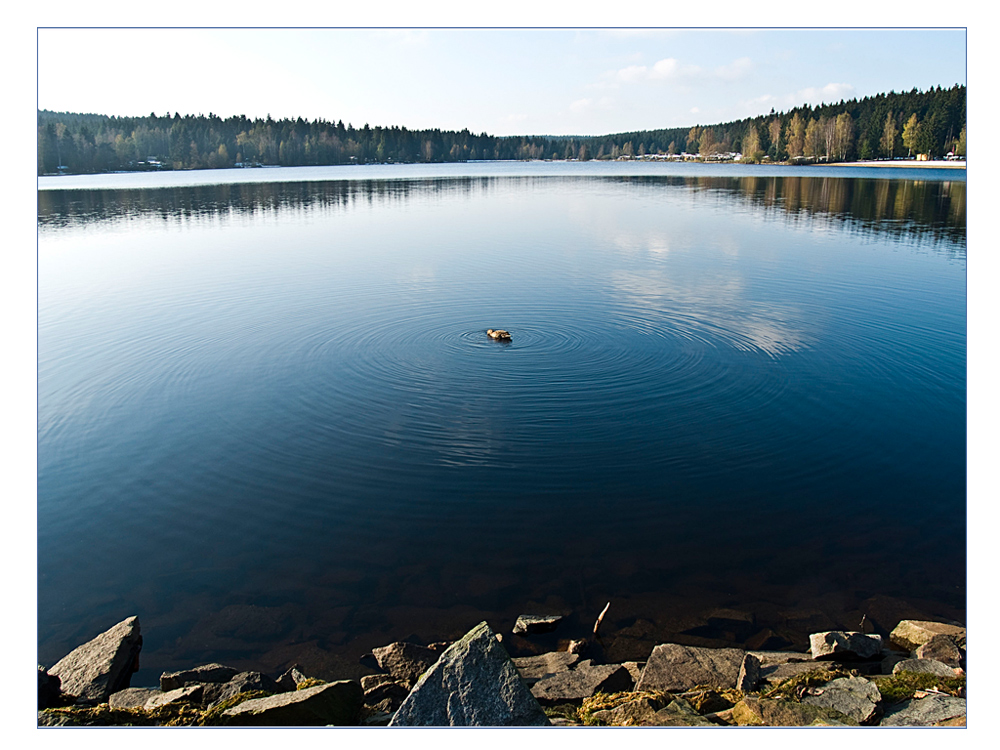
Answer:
[{"left": 37, "top": 84, "right": 965, "bottom": 175}]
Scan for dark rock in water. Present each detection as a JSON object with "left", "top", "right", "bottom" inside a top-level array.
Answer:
[
  {"left": 160, "top": 663, "right": 239, "bottom": 691},
  {"left": 809, "top": 631, "right": 883, "bottom": 660},
  {"left": 636, "top": 643, "right": 746, "bottom": 692},
  {"left": 513, "top": 614, "right": 563, "bottom": 635},
  {"left": 372, "top": 641, "right": 440, "bottom": 686},
  {"left": 736, "top": 653, "right": 761, "bottom": 693},
  {"left": 390, "top": 621, "right": 550, "bottom": 726},
  {"left": 512, "top": 651, "right": 579, "bottom": 685},
  {"left": 37, "top": 666, "right": 61, "bottom": 709},
  {"left": 108, "top": 686, "right": 160, "bottom": 709},
  {"left": 223, "top": 680, "right": 363, "bottom": 726},
  {"left": 145, "top": 684, "right": 204, "bottom": 710},
  {"left": 204, "top": 671, "right": 281, "bottom": 706},
  {"left": 706, "top": 608, "right": 756, "bottom": 638},
  {"left": 745, "top": 629, "right": 792, "bottom": 651},
  {"left": 915, "top": 634, "right": 964, "bottom": 668},
  {"left": 881, "top": 695, "right": 967, "bottom": 726},
  {"left": 800, "top": 675, "right": 882, "bottom": 724},
  {"left": 890, "top": 620, "right": 966, "bottom": 651},
  {"left": 48, "top": 616, "right": 143, "bottom": 704},
  {"left": 892, "top": 658, "right": 958, "bottom": 677},
  {"left": 530, "top": 663, "right": 634, "bottom": 704}
]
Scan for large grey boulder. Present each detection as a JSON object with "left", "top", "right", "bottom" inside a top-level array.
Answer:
[
  {"left": 389, "top": 621, "right": 550, "bottom": 726},
  {"left": 371, "top": 641, "right": 440, "bottom": 685},
  {"left": 635, "top": 643, "right": 746, "bottom": 692},
  {"left": 512, "top": 651, "right": 579, "bottom": 685},
  {"left": 881, "top": 695, "right": 967, "bottom": 726},
  {"left": 275, "top": 665, "right": 310, "bottom": 692},
  {"left": 513, "top": 614, "right": 563, "bottom": 635},
  {"left": 890, "top": 620, "right": 966, "bottom": 651},
  {"left": 222, "top": 680, "right": 363, "bottom": 726},
  {"left": 892, "top": 658, "right": 958, "bottom": 677},
  {"left": 160, "top": 663, "right": 239, "bottom": 691},
  {"left": 800, "top": 676, "right": 882, "bottom": 724},
  {"left": 531, "top": 663, "right": 634, "bottom": 704},
  {"left": 48, "top": 616, "right": 143, "bottom": 704},
  {"left": 809, "top": 631, "right": 882, "bottom": 660}
]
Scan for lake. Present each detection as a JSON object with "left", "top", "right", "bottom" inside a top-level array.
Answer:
[{"left": 37, "top": 161, "right": 966, "bottom": 682}]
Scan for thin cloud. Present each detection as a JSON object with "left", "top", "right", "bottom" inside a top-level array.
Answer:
[
  {"left": 614, "top": 57, "right": 752, "bottom": 85},
  {"left": 796, "top": 82, "right": 856, "bottom": 105}
]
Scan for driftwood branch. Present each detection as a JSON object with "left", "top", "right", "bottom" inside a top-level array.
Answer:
[{"left": 593, "top": 601, "right": 610, "bottom": 636}]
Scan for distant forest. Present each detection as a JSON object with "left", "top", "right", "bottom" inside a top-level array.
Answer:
[{"left": 37, "top": 84, "right": 965, "bottom": 175}]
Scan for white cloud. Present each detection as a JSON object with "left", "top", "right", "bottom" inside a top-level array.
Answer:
[
  {"left": 796, "top": 82, "right": 855, "bottom": 105},
  {"left": 613, "top": 56, "right": 752, "bottom": 85}
]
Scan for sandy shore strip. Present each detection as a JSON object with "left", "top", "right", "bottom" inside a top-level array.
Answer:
[{"left": 820, "top": 160, "right": 966, "bottom": 169}]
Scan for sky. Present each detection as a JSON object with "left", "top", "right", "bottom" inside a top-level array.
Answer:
[{"left": 36, "top": 27, "right": 966, "bottom": 137}]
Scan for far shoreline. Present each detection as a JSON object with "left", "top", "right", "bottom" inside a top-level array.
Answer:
[{"left": 816, "top": 159, "right": 966, "bottom": 169}]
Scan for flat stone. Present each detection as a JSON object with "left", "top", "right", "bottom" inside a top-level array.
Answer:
[
  {"left": 745, "top": 629, "right": 792, "bottom": 651},
  {"left": 389, "top": 621, "right": 550, "bottom": 726},
  {"left": 513, "top": 614, "right": 563, "bottom": 635},
  {"left": 48, "top": 616, "right": 143, "bottom": 704},
  {"left": 736, "top": 653, "right": 761, "bottom": 692},
  {"left": 204, "top": 671, "right": 281, "bottom": 706},
  {"left": 37, "top": 666, "right": 61, "bottom": 709},
  {"left": 747, "top": 650, "right": 813, "bottom": 666},
  {"left": 759, "top": 661, "right": 832, "bottom": 685},
  {"left": 890, "top": 620, "right": 966, "bottom": 651},
  {"left": 223, "top": 680, "right": 363, "bottom": 726},
  {"left": 160, "top": 663, "right": 239, "bottom": 691},
  {"left": 531, "top": 663, "right": 634, "bottom": 705},
  {"left": 809, "top": 631, "right": 883, "bottom": 660},
  {"left": 145, "top": 684, "right": 204, "bottom": 710},
  {"left": 512, "top": 652, "right": 579, "bottom": 684},
  {"left": 635, "top": 643, "right": 746, "bottom": 692},
  {"left": 881, "top": 695, "right": 966, "bottom": 726},
  {"left": 732, "top": 695, "right": 857, "bottom": 726},
  {"left": 360, "top": 674, "right": 395, "bottom": 691},
  {"left": 916, "top": 634, "right": 964, "bottom": 668},
  {"left": 800, "top": 675, "right": 882, "bottom": 724},
  {"left": 892, "top": 658, "right": 958, "bottom": 677},
  {"left": 109, "top": 686, "right": 161, "bottom": 709},
  {"left": 371, "top": 641, "right": 440, "bottom": 685}
]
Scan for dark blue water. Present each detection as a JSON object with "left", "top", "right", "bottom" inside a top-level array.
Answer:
[{"left": 38, "top": 164, "right": 966, "bottom": 682}]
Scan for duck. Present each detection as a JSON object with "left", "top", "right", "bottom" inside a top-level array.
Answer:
[{"left": 487, "top": 329, "right": 511, "bottom": 341}]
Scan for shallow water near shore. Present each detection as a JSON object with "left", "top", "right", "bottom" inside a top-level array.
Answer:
[{"left": 37, "top": 162, "right": 966, "bottom": 683}]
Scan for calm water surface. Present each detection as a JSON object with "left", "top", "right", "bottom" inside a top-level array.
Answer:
[{"left": 38, "top": 163, "right": 966, "bottom": 682}]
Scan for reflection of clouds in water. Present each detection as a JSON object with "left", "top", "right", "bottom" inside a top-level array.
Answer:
[
  {"left": 609, "top": 269, "right": 810, "bottom": 356},
  {"left": 612, "top": 231, "right": 671, "bottom": 255}
]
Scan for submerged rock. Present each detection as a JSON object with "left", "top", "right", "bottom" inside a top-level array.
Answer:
[
  {"left": 48, "top": 616, "right": 143, "bottom": 704},
  {"left": 389, "top": 621, "right": 549, "bottom": 726},
  {"left": 37, "top": 667, "right": 61, "bottom": 709}
]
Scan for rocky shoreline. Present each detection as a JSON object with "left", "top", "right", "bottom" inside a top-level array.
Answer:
[{"left": 37, "top": 612, "right": 966, "bottom": 727}]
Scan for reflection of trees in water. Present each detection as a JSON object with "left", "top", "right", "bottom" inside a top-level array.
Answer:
[
  {"left": 644, "top": 175, "right": 965, "bottom": 251},
  {"left": 39, "top": 173, "right": 965, "bottom": 251}
]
